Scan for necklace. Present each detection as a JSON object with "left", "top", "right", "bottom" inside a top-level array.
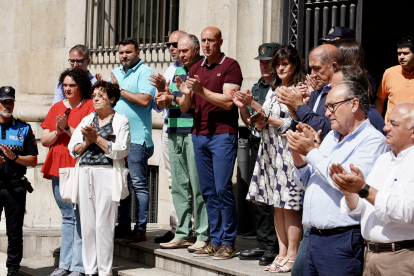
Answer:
[{"left": 98, "top": 112, "right": 114, "bottom": 124}]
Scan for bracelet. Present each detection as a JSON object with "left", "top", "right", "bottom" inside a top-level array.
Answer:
[
  {"left": 12, "top": 155, "right": 18, "bottom": 161},
  {"left": 97, "top": 136, "right": 103, "bottom": 144}
]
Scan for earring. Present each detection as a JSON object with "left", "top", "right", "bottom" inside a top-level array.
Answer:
[{"left": 110, "top": 102, "right": 113, "bottom": 107}]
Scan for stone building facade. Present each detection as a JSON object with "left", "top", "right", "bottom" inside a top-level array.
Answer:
[{"left": 0, "top": 0, "right": 282, "bottom": 228}]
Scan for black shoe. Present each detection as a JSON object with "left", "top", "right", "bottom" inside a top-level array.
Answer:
[
  {"left": 114, "top": 224, "right": 132, "bottom": 239},
  {"left": 154, "top": 231, "right": 174, "bottom": 243},
  {"left": 242, "top": 229, "right": 257, "bottom": 239},
  {"left": 239, "top": 246, "right": 266, "bottom": 259},
  {"left": 7, "top": 266, "right": 19, "bottom": 276},
  {"left": 259, "top": 250, "right": 279, "bottom": 266}
]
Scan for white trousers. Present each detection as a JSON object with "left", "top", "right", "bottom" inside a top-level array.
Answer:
[
  {"left": 162, "top": 122, "right": 178, "bottom": 232},
  {"left": 78, "top": 165, "right": 118, "bottom": 276}
]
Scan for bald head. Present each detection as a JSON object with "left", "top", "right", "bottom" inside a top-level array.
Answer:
[
  {"left": 168, "top": 30, "right": 187, "bottom": 61},
  {"left": 310, "top": 44, "right": 342, "bottom": 66},
  {"left": 202, "top": 26, "right": 222, "bottom": 40},
  {"left": 170, "top": 30, "right": 187, "bottom": 41},
  {"left": 201, "top": 26, "right": 223, "bottom": 62},
  {"left": 395, "top": 103, "right": 414, "bottom": 129}
]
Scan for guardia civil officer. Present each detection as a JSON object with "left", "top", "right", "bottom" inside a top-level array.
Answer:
[{"left": 0, "top": 86, "right": 38, "bottom": 276}]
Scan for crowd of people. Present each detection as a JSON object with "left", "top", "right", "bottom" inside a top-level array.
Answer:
[{"left": 1, "top": 24, "right": 414, "bottom": 276}]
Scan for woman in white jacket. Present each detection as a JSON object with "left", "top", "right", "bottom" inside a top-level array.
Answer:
[{"left": 68, "top": 81, "right": 131, "bottom": 276}]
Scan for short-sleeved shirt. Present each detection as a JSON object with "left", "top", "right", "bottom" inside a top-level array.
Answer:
[
  {"left": 79, "top": 112, "right": 114, "bottom": 166},
  {"left": 249, "top": 77, "right": 272, "bottom": 139},
  {"left": 377, "top": 65, "right": 414, "bottom": 122},
  {"left": 113, "top": 59, "right": 156, "bottom": 146},
  {"left": 189, "top": 53, "right": 243, "bottom": 135},
  {"left": 40, "top": 100, "right": 95, "bottom": 179},
  {"left": 0, "top": 117, "right": 38, "bottom": 182},
  {"left": 52, "top": 71, "right": 97, "bottom": 105}
]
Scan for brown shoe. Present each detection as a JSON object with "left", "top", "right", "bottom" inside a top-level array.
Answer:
[
  {"left": 213, "top": 244, "right": 236, "bottom": 260},
  {"left": 122, "top": 228, "right": 147, "bottom": 243},
  {"left": 192, "top": 242, "right": 219, "bottom": 257},
  {"left": 159, "top": 238, "right": 193, "bottom": 249}
]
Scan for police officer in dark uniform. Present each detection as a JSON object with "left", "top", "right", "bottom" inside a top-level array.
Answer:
[
  {"left": 238, "top": 43, "right": 280, "bottom": 265},
  {"left": 0, "top": 86, "right": 38, "bottom": 276}
]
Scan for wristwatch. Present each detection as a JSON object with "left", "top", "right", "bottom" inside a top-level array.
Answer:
[
  {"left": 12, "top": 155, "right": 18, "bottom": 161},
  {"left": 171, "top": 95, "right": 177, "bottom": 106},
  {"left": 65, "top": 125, "right": 70, "bottom": 131},
  {"left": 358, "top": 184, "right": 371, "bottom": 198}
]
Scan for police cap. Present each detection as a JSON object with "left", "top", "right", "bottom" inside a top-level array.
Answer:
[
  {"left": 254, "top": 43, "right": 281, "bottom": 60},
  {"left": 0, "top": 86, "right": 16, "bottom": 101},
  {"left": 320, "top": 26, "right": 356, "bottom": 42}
]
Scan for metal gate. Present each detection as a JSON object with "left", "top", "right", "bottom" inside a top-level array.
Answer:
[{"left": 281, "top": 0, "right": 364, "bottom": 66}]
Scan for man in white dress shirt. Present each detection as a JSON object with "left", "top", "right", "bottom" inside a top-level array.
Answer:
[{"left": 331, "top": 102, "right": 414, "bottom": 275}]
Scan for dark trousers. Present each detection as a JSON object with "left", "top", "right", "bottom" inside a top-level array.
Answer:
[
  {"left": 0, "top": 186, "right": 26, "bottom": 269},
  {"left": 304, "top": 228, "right": 364, "bottom": 276},
  {"left": 291, "top": 227, "right": 310, "bottom": 276},
  {"left": 250, "top": 138, "right": 278, "bottom": 251},
  {"left": 192, "top": 133, "right": 238, "bottom": 247}
]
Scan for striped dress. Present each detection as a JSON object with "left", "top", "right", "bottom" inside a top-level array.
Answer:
[{"left": 247, "top": 87, "right": 303, "bottom": 210}]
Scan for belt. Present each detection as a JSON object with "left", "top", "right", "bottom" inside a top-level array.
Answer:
[
  {"left": 0, "top": 179, "right": 26, "bottom": 190},
  {"left": 311, "top": 225, "right": 360, "bottom": 236},
  {"left": 365, "top": 240, "right": 414, "bottom": 253}
]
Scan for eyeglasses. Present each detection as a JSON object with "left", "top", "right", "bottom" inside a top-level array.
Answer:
[
  {"left": 91, "top": 92, "right": 107, "bottom": 99},
  {"left": 68, "top": 58, "right": 86, "bottom": 64},
  {"left": 64, "top": 108, "right": 71, "bottom": 117},
  {"left": 323, "top": 98, "right": 353, "bottom": 113},
  {"left": 166, "top": 42, "right": 178, "bottom": 48}
]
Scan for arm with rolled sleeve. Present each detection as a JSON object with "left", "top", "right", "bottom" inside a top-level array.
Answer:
[{"left": 306, "top": 134, "right": 388, "bottom": 191}]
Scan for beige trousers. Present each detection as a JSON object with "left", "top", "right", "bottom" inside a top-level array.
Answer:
[{"left": 363, "top": 246, "right": 414, "bottom": 275}]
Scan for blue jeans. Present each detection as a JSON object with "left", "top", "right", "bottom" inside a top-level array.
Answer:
[
  {"left": 291, "top": 227, "right": 309, "bottom": 276},
  {"left": 118, "top": 143, "right": 154, "bottom": 231},
  {"left": 304, "top": 228, "right": 364, "bottom": 276},
  {"left": 52, "top": 176, "right": 84, "bottom": 273},
  {"left": 192, "top": 133, "right": 238, "bottom": 247}
]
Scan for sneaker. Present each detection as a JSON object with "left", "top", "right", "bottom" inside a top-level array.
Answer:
[
  {"left": 159, "top": 238, "right": 193, "bottom": 249},
  {"left": 7, "top": 266, "right": 19, "bottom": 276},
  {"left": 154, "top": 230, "right": 174, "bottom": 243},
  {"left": 115, "top": 224, "right": 132, "bottom": 239},
  {"left": 242, "top": 229, "right": 257, "bottom": 239},
  {"left": 53, "top": 247, "right": 61, "bottom": 253},
  {"left": 187, "top": 240, "right": 207, "bottom": 253},
  {"left": 50, "top": 268, "right": 70, "bottom": 276},
  {"left": 122, "top": 228, "right": 147, "bottom": 243},
  {"left": 213, "top": 244, "right": 236, "bottom": 260},
  {"left": 192, "top": 242, "right": 219, "bottom": 257}
]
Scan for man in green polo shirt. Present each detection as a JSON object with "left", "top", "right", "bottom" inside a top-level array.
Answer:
[{"left": 155, "top": 34, "right": 210, "bottom": 252}]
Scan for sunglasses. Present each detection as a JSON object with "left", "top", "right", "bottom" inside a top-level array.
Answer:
[
  {"left": 166, "top": 42, "right": 178, "bottom": 48},
  {"left": 68, "top": 58, "right": 86, "bottom": 64}
]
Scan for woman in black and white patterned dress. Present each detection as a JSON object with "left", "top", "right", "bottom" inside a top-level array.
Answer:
[{"left": 246, "top": 46, "right": 307, "bottom": 273}]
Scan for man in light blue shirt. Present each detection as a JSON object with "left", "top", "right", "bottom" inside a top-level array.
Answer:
[
  {"left": 52, "top": 45, "right": 97, "bottom": 105},
  {"left": 285, "top": 80, "right": 388, "bottom": 275},
  {"left": 109, "top": 37, "right": 156, "bottom": 243}
]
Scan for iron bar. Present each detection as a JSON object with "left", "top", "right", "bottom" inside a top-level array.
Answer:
[
  {"left": 90, "top": 0, "right": 94, "bottom": 51},
  {"left": 314, "top": 5, "right": 320, "bottom": 47},
  {"left": 322, "top": 4, "right": 329, "bottom": 37},
  {"left": 119, "top": 0, "right": 123, "bottom": 42},
  {"left": 131, "top": 0, "right": 135, "bottom": 37},
  {"left": 356, "top": 0, "right": 363, "bottom": 42},
  {"left": 137, "top": 0, "right": 141, "bottom": 44},
  {"left": 113, "top": 0, "right": 117, "bottom": 55},
  {"left": 142, "top": 0, "right": 147, "bottom": 52},
  {"left": 101, "top": 0, "right": 105, "bottom": 55},
  {"left": 108, "top": 0, "right": 111, "bottom": 51},
  {"left": 305, "top": 6, "right": 311, "bottom": 67},
  {"left": 168, "top": 0, "right": 173, "bottom": 36},
  {"left": 125, "top": 0, "right": 129, "bottom": 38},
  {"left": 332, "top": 2, "right": 338, "bottom": 26},
  {"left": 349, "top": 3, "right": 356, "bottom": 30},
  {"left": 340, "top": 4, "right": 346, "bottom": 26},
  {"left": 149, "top": 0, "right": 154, "bottom": 51},
  {"left": 162, "top": 0, "right": 166, "bottom": 51},
  {"left": 156, "top": 0, "right": 160, "bottom": 49},
  {"left": 95, "top": 0, "right": 99, "bottom": 55},
  {"left": 297, "top": 0, "right": 305, "bottom": 57}
]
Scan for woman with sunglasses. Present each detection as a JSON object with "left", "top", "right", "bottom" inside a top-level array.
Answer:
[
  {"left": 41, "top": 67, "right": 94, "bottom": 276},
  {"left": 68, "top": 81, "right": 130, "bottom": 276}
]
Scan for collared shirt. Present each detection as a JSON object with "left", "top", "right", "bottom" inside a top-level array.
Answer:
[
  {"left": 112, "top": 59, "right": 156, "bottom": 146},
  {"left": 341, "top": 145, "right": 414, "bottom": 243},
  {"left": 0, "top": 117, "right": 38, "bottom": 181},
  {"left": 52, "top": 71, "right": 97, "bottom": 105},
  {"left": 377, "top": 65, "right": 414, "bottom": 122},
  {"left": 295, "top": 119, "right": 388, "bottom": 229},
  {"left": 152, "top": 60, "right": 180, "bottom": 119},
  {"left": 189, "top": 52, "right": 243, "bottom": 135}
]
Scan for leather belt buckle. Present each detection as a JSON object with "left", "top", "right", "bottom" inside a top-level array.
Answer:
[{"left": 375, "top": 243, "right": 380, "bottom": 253}]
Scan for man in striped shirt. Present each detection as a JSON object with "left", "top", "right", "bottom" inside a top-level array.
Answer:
[{"left": 155, "top": 34, "right": 209, "bottom": 253}]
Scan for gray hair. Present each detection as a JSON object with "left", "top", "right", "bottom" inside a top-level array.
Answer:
[
  {"left": 69, "top": 44, "right": 90, "bottom": 59},
  {"left": 180, "top": 34, "right": 200, "bottom": 51},
  {"left": 396, "top": 103, "right": 414, "bottom": 129},
  {"left": 333, "top": 80, "right": 370, "bottom": 115}
]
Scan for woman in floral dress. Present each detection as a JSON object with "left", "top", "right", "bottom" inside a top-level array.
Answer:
[{"left": 246, "top": 46, "right": 307, "bottom": 273}]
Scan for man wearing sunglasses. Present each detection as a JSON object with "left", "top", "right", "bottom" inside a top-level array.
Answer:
[
  {"left": 52, "top": 45, "right": 97, "bottom": 105},
  {"left": 285, "top": 80, "right": 388, "bottom": 276},
  {"left": 147, "top": 30, "right": 187, "bottom": 244},
  {"left": 375, "top": 36, "right": 414, "bottom": 122}
]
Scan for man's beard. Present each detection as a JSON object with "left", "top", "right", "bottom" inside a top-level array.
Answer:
[{"left": 0, "top": 109, "right": 12, "bottom": 117}]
